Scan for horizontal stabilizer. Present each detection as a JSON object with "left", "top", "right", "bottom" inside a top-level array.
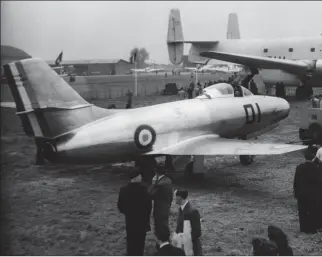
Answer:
[{"left": 145, "top": 134, "right": 306, "bottom": 155}]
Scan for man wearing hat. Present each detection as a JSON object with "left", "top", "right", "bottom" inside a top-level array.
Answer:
[
  {"left": 148, "top": 165, "right": 173, "bottom": 244},
  {"left": 293, "top": 146, "right": 321, "bottom": 233},
  {"left": 175, "top": 189, "right": 202, "bottom": 256},
  {"left": 117, "top": 168, "right": 152, "bottom": 255}
]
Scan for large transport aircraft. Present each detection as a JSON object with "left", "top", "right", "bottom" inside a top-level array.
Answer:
[
  {"left": 2, "top": 58, "right": 306, "bottom": 177},
  {"left": 167, "top": 9, "right": 322, "bottom": 99}
]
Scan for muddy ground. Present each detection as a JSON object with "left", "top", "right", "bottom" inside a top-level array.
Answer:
[{"left": 1, "top": 93, "right": 322, "bottom": 255}]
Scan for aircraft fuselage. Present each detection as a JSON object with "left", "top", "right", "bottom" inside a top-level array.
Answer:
[{"left": 48, "top": 95, "right": 289, "bottom": 164}]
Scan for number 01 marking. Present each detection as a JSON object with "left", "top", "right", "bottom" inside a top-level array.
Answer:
[{"left": 243, "top": 103, "right": 261, "bottom": 124}]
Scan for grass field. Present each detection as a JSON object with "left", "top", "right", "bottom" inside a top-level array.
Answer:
[{"left": 1, "top": 93, "right": 322, "bottom": 255}]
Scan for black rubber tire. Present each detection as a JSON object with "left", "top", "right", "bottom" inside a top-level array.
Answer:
[
  {"left": 240, "top": 155, "right": 255, "bottom": 165},
  {"left": 308, "top": 123, "right": 322, "bottom": 144}
]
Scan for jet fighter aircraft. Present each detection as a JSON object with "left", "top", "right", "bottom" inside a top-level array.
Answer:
[{"left": 2, "top": 58, "right": 305, "bottom": 173}]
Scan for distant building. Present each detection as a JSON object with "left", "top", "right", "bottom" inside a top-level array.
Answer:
[
  {"left": 1, "top": 45, "right": 31, "bottom": 76},
  {"left": 47, "top": 59, "right": 133, "bottom": 76}
]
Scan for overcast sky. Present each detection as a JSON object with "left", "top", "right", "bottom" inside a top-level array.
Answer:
[{"left": 1, "top": 1, "right": 322, "bottom": 64}]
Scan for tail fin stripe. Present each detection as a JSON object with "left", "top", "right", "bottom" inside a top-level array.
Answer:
[
  {"left": 15, "top": 61, "right": 43, "bottom": 109},
  {"left": 35, "top": 111, "right": 52, "bottom": 137},
  {"left": 10, "top": 62, "right": 33, "bottom": 111},
  {"left": 27, "top": 112, "right": 45, "bottom": 137},
  {"left": 15, "top": 61, "right": 49, "bottom": 137},
  {"left": 4, "top": 63, "right": 26, "bottom": 113},
  {"left": 5, "top": 62, "right": 44, "bottom": 137}
]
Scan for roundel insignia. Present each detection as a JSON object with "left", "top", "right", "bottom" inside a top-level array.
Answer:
[{"left": 134, "top": 125, "right": 156, "bottom": 150}]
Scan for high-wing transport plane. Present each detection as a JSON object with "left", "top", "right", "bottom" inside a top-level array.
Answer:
[
  {"left": 167, "top": 9, "right": 322, "bottom": 99},
  {"left": 3, "top": 59, "right": 306, "bottom": 177}
]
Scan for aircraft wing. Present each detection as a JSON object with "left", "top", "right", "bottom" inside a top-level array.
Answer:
[
  {"left": 199, "top": 51, "right": 313, "bottom": 77},
  {"left": 145, "top": 134, "right": 306, "bottom": 155}
]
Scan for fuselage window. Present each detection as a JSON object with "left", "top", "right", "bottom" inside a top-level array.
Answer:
[
  {"left": 289, "top": 48, "right": 293, "bottom": 52},
  {"left": 311, "top": 47, "right": 315, "bottom": 52},
  {"left": 263, "top": 48, "right": 268, "bottom": 53}
]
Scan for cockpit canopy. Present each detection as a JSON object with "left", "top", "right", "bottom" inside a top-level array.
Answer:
[{"left": 196, "top": 83, "right": 253, "bottom": 99}]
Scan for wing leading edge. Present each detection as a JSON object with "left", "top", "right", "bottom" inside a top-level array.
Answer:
[
  {"left": 145, "top": 134, "right": 306, "bottom": 155},
  {"left": 199, "top": 51, "right": 313, "bottom": 77}
]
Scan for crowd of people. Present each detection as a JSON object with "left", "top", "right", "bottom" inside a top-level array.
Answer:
[
  {"left": 117, "top": 165, "right": 202, "bottom": 256},
  {"left": 116, "top": 145, "right": 322, "bottom": 256}
]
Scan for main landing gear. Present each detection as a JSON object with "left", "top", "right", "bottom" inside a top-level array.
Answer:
[{"left": 135, "top": 153, "right": 256, "bottom": 183}]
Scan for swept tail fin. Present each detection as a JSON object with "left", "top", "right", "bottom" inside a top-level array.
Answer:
[
  {"left": 55, "top": 51, "right": 63, "bottom": 66},
  {"left": 167, "top": 8, "right": 184, "bottom": 65},
  {"left": 3, "top": 58, "right": 112, "bottom": 139},
  {"left": 226, "top": 13, "right": 240, "bottom": 39}
]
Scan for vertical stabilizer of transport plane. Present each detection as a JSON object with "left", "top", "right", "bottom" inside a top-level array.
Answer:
[
  {"left": 167, "top": 9, "right": 184, "bottom": 65},
  {"left": 227, "top": 13, "right": 240, "bottom": 39}
]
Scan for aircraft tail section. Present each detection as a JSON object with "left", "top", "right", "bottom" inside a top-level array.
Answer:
[
  {"left": 3, "top": 58, "right": 111, "bottom": 139},
  {"left": 55, "top": 51, "right": 63, "bottom": 66},
  {"left": 226, "top": 13, "right": 240, "bottom": 39},
  {"left": 167, "top": 8, "right": 184, "bottom": 65},
  {"left": 167, "top": 9, "right": 219, "bottom": 64}
]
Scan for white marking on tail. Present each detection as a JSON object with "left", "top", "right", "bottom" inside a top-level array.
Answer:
[{"left": 9, "top": 62, "right": 44, "bottom": 137}]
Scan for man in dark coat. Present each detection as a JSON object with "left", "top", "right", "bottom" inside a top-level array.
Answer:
[
  {"left": 175, "top": 189, "right": 203, "bottom": 256},
  {"left": 250, "top": 79, "right": 259, "bottom": 95},
  {"left": 294, "top": 146, "right": 321, "bottom": 233},
  {"left": 126, "top": 89, "right": 133, "bottom": 109},
  {"left": 155, "top": 227, "right": 185, "bottom": 256},
  {"left": 118, "top": 168, "right": 152, "bottom": 255},
  {"left": 148, "top": 165, "right": 173, "bottom": 241},
  {"left": 187, "top": 82, "right": 194, "bottom": 99}
]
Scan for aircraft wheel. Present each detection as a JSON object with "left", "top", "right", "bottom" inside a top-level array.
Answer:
[{"left": 239, "top": 155, "right": 255, "bottom": 165}]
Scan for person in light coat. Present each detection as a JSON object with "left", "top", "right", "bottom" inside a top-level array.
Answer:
[{"left": 172, "top": 189, "right": 202, "bottom": 256}]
